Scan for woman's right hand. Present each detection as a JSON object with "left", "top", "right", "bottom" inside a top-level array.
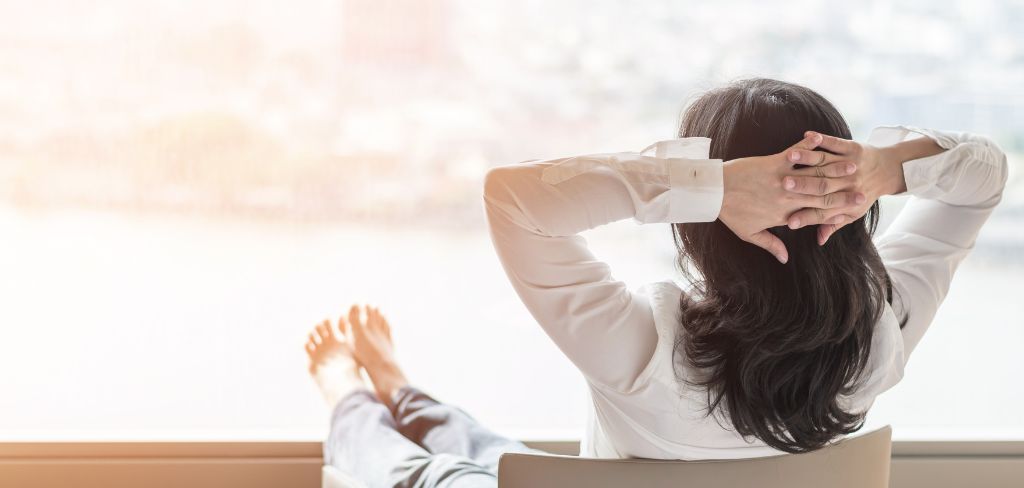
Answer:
[
  {"left": 783, "top": 131, "right": 911, "bottom": 245},
  {"left": 720, "top": 132, "right": 866, "bottom": 264}
]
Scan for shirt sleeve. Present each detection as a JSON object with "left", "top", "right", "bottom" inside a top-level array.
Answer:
[
  {"left": 871, "top": 126, "right": 1009, "bottom": 365},
  {"left": 482, "top": 141, "right": 724, "bottom": 393},
  {"left": 839, "top": 126, "right": 1008, "bottom": 415}
]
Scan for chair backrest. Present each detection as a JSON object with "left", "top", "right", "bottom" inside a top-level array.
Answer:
[
  {"left": 322, "top": 465, "right": 366, "bottom": 488},
  {"left": 498, "top": 425, "right": 892, "bottom": 488}
]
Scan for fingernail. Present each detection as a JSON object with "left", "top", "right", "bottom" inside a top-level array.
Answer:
[
  {"left": 846, "top": 163, "right": 856, "bottom": 174},
  {"left": 855, "top": 193, "right": 866, "bottom": 204},
  {"left": 789, "top": 151, "right": 801, "bottom": 162},
  {"left": 778, "top": 254, "right": 788, "bottom": 264},
  {"left": 784, "top": 177, "right": 795, "bottom": 189},
  {"left": 789, "top": 218, "right": 800, "bottom": 229},
  {"left": 832, "top": 215, "right": 844, "bottom": 224},
  {"left": 813, "top": 133, "right": 822, "bottom": 143}
]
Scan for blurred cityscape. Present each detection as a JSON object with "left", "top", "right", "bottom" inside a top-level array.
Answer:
[
  {"left": 2, "top": 0, "right": 1024, "bottom": 440},
  {"left": 0, "top": 0, "right": 1021, "bottom": 227}
]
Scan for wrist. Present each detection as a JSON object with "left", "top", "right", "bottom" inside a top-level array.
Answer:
[
  {"left": 876, "top": 145, "right": 908, "bottom": 196},
  {"left": 720, "top": 160, "right": 736, "bottom": 213}
]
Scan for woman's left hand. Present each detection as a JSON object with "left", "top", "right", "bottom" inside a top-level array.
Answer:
[
  {"left": 720, "top": 132, "right": 866, "bottom": 263},
  {"left": 782, "top": 131, "right": 906, "bottom": 245}
]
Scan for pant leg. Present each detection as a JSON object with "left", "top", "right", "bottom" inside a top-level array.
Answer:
[
  {"left": 325, "top": 388, "right": 499, "bottom": 488},
  {"left": 387, "top": 386, "right": 542, "bottom": 472}
]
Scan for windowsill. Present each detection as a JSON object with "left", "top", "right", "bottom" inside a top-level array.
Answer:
[
  {"left": 4, "top": 436, "right": 1024, "bottom": 459},
  {"left": 6, "top": 425, "right": 1024, "bottom": 443}
]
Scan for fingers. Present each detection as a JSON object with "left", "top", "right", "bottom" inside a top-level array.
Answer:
[
  {"left": 818, "top": 220, "right": 844, "bottom": 245},
  {"left": 805, "top": 131, "right": 855, "bottom": 155},
  {"left": 817, "top": 213, "right": 853, "bottom": 245},
  {"left": 793, "top": 160, "right": 857, "bottom": 179},
  {"left": 747, "top": 230, "right": 788, "bottom": 264},
  {"left": 787, "top": 204, "right": 857, "bottom": 229},
  {"left": 806, "top": 190, "right": 865, "bottom": 210},
  {"left": 783, "top": 172, "right": 858, "bottom": 196},
  {"left": 786, "top": 148, "right": 843, "bottom": 166},
  {"left": 790, "top": 131, "right": 823, "bottom": 151}
]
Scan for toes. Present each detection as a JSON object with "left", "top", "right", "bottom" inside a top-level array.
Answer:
[
  {"left": 315, "top": 321, "right": 331, "bottom": 341},
  {"left": 370, "top": 306, "right": 391, "bottom": 334},
  {"left": 368, "top": 306, "right": 381, "bottom": 326},
  {"left": 374, "top": 308, "right": 392, "bottom": 336},
  {"left": 348, "top": 311, "right": 358, "bottom": 332},
  {"left": 348, "top": 304, "right": 362, "bottom": 329},
  {"left": 363, "top": 304, "right": 373, "bottom": 326},
  {"left": 322, "top": 319, "right": 335, "bottom": 338},
  {"left": 336, "top": 316, "right": 349, "bottom": 337}
]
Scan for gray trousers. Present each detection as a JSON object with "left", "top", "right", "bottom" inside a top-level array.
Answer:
[{"left": 324, "top": 386, "right": 540, "bottom": 488}]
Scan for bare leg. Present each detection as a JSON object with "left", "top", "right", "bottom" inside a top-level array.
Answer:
[
  {"left": 307, "top": 314, "right": 497, "bottom": 487},
  {"left": 344, "top": 304, "right": 410, "bottom": 407},
  {"left": 345, "top": 305, "right": 540, "bottom": 471},
  {"left": 304, "top": 318, "right": 363, "bottom": 409}
]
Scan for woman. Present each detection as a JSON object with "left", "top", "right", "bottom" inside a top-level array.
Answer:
[{"left": 305, "top": 78, "right": 1008, "bottom": 486}]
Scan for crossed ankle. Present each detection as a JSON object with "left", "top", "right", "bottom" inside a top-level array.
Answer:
[{"left": 367, "top": 368, "right": 409, "bottom": 406}]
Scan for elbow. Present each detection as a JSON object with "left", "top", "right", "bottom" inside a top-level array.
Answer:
[
  {"left": 973, "top": 135, "right": 1010, "bottom": 203},
  {"left": 482, "top": 164, "right": 528, "bottom": 226},
  {"left": 483, "top": 163, "right": 557, "bottom": 236},
  {"left": 483, "top": 163, "right": 534, "bottom": 208},
  {"left": 995, "top": 147, "right": 1010, "bottom": 196},
  {"left": 978, "top": 135, "right": 1009, "bottom": 187},
  {"left": 482, "top": 165, "right": 512, "bottom": 203}
]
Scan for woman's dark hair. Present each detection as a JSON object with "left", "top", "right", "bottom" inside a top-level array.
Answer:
[{"left": 673, "top": 78, "right": 896, "bottom": 453}]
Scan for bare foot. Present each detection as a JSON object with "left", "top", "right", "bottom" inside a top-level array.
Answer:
[
  {"left": 305, "top": 318, "right": 364, "bottom": 410},
  {"left": 343, "top": 304, "right": 409, "bottom": 406}
]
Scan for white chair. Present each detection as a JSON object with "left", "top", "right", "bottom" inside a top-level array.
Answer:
[
  {"left": 321, "top": 465, "right": 366, "bottom": 488},
  {"left": 322, "top": 425, "right": 892, "bottom": 488}
]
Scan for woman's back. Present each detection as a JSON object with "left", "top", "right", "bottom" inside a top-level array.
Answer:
[
  {"left": 482, "top": 79, "right": 1008, "bottom": 458},
  {"left": 672, "top": 80, "right": 895, "bottom": 452}
]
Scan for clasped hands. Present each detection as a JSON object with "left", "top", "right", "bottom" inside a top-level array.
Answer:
[{"left": 719, "top": 131, "right": 897, "bottom": 264}]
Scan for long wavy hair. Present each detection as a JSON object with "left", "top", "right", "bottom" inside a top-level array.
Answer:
[{"left": 673, "top": 78, "right": 898, "bottom": 453}]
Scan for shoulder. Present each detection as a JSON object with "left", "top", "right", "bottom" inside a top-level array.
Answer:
[
  {"left": 637, "top": 280, "right": 685, "bottom": 329},
  {"left": 837, "top": 303, "right": 907, "bottom": 414},
  {"left": 622, "top": 280, "right": 687, "bottom": 390},
  {"left": 637, "top": 279, "right": 686, "bottom": 303}
]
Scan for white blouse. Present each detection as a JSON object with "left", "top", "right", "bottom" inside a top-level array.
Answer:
[{"left": 482, "top": 126, "right": 1008, "bottom": 460}]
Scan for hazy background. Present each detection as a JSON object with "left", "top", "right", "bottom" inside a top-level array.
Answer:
[{"left": 1, "top": 0, "right": 1022, "bottom": 441}]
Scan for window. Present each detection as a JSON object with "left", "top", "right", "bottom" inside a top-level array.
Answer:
[{"left": 1, "top": 0, "right": 1021, "bottom": 442}]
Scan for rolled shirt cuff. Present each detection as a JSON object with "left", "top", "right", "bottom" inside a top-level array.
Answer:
[{"left": 667, "top": 158, "right": 724, "bottom": 223}]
